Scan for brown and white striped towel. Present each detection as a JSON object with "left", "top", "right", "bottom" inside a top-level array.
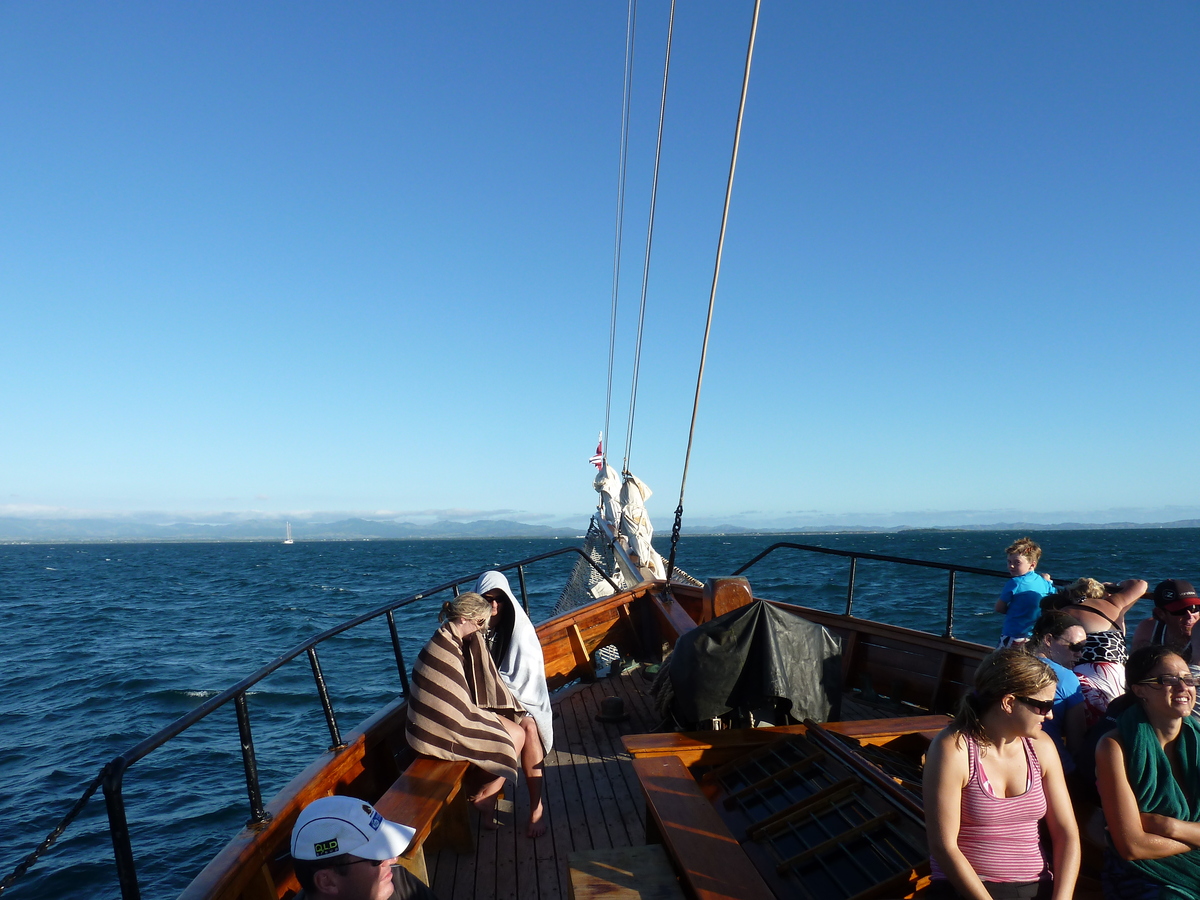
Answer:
[{"left": 405, "top": 622, "right": 523, "bottom": 781}]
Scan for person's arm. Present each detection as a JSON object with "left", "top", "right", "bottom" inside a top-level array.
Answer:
[
  {"left": 1033, "top": 731, "right": 1079, "bottom": 900},
  {"left": 923, "top": 731, "right": 993, "bottom": 900},
  {"left": 1109, "top": 579, "right": 1150, "bottom": 618},
  {"left": 1139, "top": 813, "right": 1200, "bottom": 849},
  {"left": 1129, "top": 617, "right": 1154, "bottom": 653},
  {"left": 1096, "top": 733, "right": 1194, "bottom": 859},
  {"left": 995, "top": 581, "right": 1014, "bottom": 615}
]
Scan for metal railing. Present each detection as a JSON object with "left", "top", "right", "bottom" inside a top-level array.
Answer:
[
  {"left": 730, "top": 541, "right": 1027, "bottom": 639},
  {"left": 3, "top": 546, "right": 620, "bottom": 900}
]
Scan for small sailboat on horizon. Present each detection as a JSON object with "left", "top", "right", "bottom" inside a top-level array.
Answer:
[{"left": 283, "top": 522, "right": 293, "bottom": 545}]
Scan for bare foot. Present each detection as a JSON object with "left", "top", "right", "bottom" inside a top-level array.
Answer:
[
  {"left": 525, "top": 800, "right": 546, "bottom": 838},
  {"left": 470, "top": 793, "right": 501, "bottom": 830}
]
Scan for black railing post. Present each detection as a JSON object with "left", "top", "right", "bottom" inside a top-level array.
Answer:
[
  {"left": 517, "top": 565, "right": 530, "bottom": 613},
  {"left": 452, "top": 583, "right": 460, "bottom": 597},
  {"left": 307, "top": 647, "right": 344, "bottom": 750},
  {"left": 945, "top": 570, "right": 957, "bottom": 639},
  {"left": 233, "top": 692, "right": 269, "bottom": 826},
  {"left": 102, "top": 759, "right": 141, "bottom": 900},
  {"left": 844, "top": 557, "right": 858, "bottom": 617},
  {"left": 386, "top": 610, "right": 409, "bottom": 696}
]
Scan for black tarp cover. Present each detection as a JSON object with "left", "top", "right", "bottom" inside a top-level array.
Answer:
[{"left": 667, "top": 598, "right": 842, "bottom": 725}]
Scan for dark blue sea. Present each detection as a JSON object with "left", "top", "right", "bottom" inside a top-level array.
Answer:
[{"left": 3, "top": 528, "right": 1197, "bottom": 899}]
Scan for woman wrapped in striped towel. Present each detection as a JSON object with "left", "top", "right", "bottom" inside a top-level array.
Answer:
[
  {"left": 405, "top": 592, "right": 546, "bottom": 837},
  {"left": 924, "top": 648, "right": 1080, "bottom": 900}
]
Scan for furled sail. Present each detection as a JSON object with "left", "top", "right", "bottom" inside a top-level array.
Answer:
[
  {"left": 593, "top": 463, "right": 622, "bottom": 528},
  {"left": 620, "top": 473, "right": 665, "bottom": 581}
]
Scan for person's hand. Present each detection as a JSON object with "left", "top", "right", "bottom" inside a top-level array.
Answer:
[
  {"left": 1042, "top": 573, "right": 1051, "bottom": 582},
  {"left": 1141, "top": 813, "right": 1177, "bottom": 839}
]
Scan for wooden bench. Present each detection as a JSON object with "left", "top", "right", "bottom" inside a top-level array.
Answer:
[
  {"left": 622, "top": 715, "right": 948, "bottom": 769},
  {"left": 632, "top": 755, "right": 775, "bottom": 900},
  {"left": 373, "top": 757, "right": 473, "bottom": 885}
]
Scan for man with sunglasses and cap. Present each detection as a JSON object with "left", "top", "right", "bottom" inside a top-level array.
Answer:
[
  {"left": 1131, "top": 578, "right": 1199, "bottom": 664},
  {"left": 289, "top": 796, "right": 436, "bottom": 900}
]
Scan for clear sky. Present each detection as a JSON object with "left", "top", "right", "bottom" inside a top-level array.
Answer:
[{"left": 2, "top": 2, "right": 1198, "bottom": 528}]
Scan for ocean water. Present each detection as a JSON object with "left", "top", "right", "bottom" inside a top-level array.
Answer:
[{"left": 2, "top": 527, "right": 1196, "bottom": 899}]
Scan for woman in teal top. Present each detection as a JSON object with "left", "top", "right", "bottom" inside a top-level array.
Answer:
[{"left": 1096, "top": 646, "right": 1200, "bottom": 899}]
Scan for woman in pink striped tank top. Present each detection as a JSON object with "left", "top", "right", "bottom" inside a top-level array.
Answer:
[{"left": 924, "top": 648, "right": 1080, "bottom": 900}]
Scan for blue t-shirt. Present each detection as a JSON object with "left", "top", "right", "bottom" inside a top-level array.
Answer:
[
  {"left": 1041, "top": 657, "right": 1084, "bottom": 772},
  {"left": 999, "top": 571, "right": 1055, "bottom": 640}
]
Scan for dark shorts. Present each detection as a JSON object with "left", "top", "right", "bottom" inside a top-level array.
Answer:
[
  {"left": 1102, "top": 846, "right": 1161, "bottom": 900},
  {"left": 927, "top": 878, "right": 1052, "bottom": 900}
]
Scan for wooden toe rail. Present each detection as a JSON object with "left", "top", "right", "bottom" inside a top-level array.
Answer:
[
  {"left": 374, "top": 757, "right": 473, "bottom": 886},
  {"left": 632, "top": 755, "right": 774, "bottom": 900}
]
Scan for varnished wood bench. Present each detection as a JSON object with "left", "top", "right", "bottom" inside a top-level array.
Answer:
[
  {"left": 622, "top": 715, "right": 949, "bottom": 768},
  {"left": 373, "top": 757, "right": 473, "bottom": 885},
  {"left": 632, "top": 755, "right": 775, "bottom": 900}
]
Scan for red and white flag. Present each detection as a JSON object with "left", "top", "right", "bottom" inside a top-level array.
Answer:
[{"left": 589, "top": 432, "right": 604, "bottom": 469}]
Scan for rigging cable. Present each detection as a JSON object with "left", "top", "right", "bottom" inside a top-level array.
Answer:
[
  {"left": 603, "top": 0, "right": 638, "bottom": 467},
  {"left": 622, "top": 0, "right": 677, "bottom": 475},
  {"left": 665, "top": 0, "right": 761, "bottom": 587}
]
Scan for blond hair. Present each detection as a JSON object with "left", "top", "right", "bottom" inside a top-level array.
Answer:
[
  {"left": 951, "top": 648, "right": 1056, "bottom": 745},
  {"left": 440, "top": 591, "right": 491, "bottom": 630},
  {"left": 1005, "top": 537, "right": 1042, "bottom": 567}
]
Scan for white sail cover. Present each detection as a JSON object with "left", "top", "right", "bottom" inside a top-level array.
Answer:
[
  {"left": 473, "top": 571, "right": 554, "bottom": 753},
  {"left": 619, "top": 473, "right": 666, "bottom": 580},
  {"left": 593, "top": 463, "right": 622, "bottom": 528}
]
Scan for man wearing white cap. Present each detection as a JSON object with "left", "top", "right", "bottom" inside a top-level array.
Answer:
[{"left": 289, "top": 796, "right": 436, "bottom": 900}]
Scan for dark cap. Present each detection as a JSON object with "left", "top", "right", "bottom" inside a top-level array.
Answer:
[{"left": 1153, "top": 579, "right": 1198, "bottom": 613}]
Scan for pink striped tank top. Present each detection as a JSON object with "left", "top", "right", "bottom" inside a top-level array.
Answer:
[{"left": 929, "top": 734, "right": 1049, "bottom": 884}]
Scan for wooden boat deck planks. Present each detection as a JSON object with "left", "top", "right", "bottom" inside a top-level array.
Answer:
[
  {"left": 580, "top": 683, "right": 647, "bottom": 847},
  {"left": 427, "top": 669, "right": 659, "bottom": 899}
]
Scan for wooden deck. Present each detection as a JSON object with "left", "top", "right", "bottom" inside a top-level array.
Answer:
[
  {"left": 427, "top": 667, "right": 662, "bottom": 900},
  {"left": 424, "top": 667, "right": 949, "bottom": 899}
]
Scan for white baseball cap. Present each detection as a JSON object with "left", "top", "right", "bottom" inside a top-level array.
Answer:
[{"left": 290, "top": 796, "right": 415, "bottom": 861}]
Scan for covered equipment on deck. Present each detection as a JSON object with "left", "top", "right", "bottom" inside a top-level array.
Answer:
[{"left": 658, "top": 598, "right": 842, "bottom": 729}]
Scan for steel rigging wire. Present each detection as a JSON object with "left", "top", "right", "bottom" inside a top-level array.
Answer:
[
  {"left": 621, "top": 0, "right": 677, "bottom": 477},
  {"left": 602, "top": 0, "right": 638, "bottom": 468},
  {"left": 665, "top": 0, "right": 761, "bottom": 587}
]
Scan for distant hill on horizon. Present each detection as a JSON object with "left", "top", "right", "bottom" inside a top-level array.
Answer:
[
  {"left": 0, "top": 516, "right": 584, "bottom": 543},
  {"left": 3, "top": 515, "right": 1200, "bottom": 543}
]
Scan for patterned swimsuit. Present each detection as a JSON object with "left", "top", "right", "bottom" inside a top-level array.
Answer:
[{"left": 1079, "top": 628, "right": 1128, "bottom": 665}]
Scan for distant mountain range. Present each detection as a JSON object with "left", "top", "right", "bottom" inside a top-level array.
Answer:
[
  {"left": 0, "top": 517, "right": 583, "bottom": 542},
  {"left": 3, "top": 515, "right": 1200, "bottom": 543}
]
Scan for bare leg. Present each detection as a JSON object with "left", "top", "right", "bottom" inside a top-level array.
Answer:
[
  {"left": 472, "top": 716, "right": 527, "bottom": 830},
  {"left": 468, "top": 773, "right": 507, "bottom": 830},
  {"left": 518, "top": 716, "right": 546, "bottom": 838}
]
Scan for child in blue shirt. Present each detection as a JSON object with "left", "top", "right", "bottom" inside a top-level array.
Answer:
[{"left": 995, "top": 536, "right": 1055, "bottom": 646}]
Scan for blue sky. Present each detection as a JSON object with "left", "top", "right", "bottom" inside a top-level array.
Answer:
[{"left": 2, "top": 2, "right": 1198, "bottom": 528}]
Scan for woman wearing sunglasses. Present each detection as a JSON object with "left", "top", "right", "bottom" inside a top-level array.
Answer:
[
  {"left": 1095, "top": 646, "right": 1200, "bottom": 898},
  {"left": 1028, "top": 612, "right": 1088, "bottom": 773},
  {"left": 925, "top": 648, "right": 1079, "bottom": 900}
]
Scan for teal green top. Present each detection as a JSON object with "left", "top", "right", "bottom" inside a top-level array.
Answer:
[{"left": 1117, "top": 703, "right": 1200, "bottom": 900}]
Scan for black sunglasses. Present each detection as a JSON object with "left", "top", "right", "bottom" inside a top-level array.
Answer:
[
  {"left": 1015, "top": 696, "right": 1055, "bottom": 715},
  {"left": 331, "top": 858, "right": 387, "bottom": 873},
  {"left": 1059, "top": 639, "right": 1086, "bottom": 652},
  {"left": 1134, "top": 674, "right": 1199, "bottom": 689},
  {"left": 1167, "top": 605, "right": 1200, "bottom": 616}
]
